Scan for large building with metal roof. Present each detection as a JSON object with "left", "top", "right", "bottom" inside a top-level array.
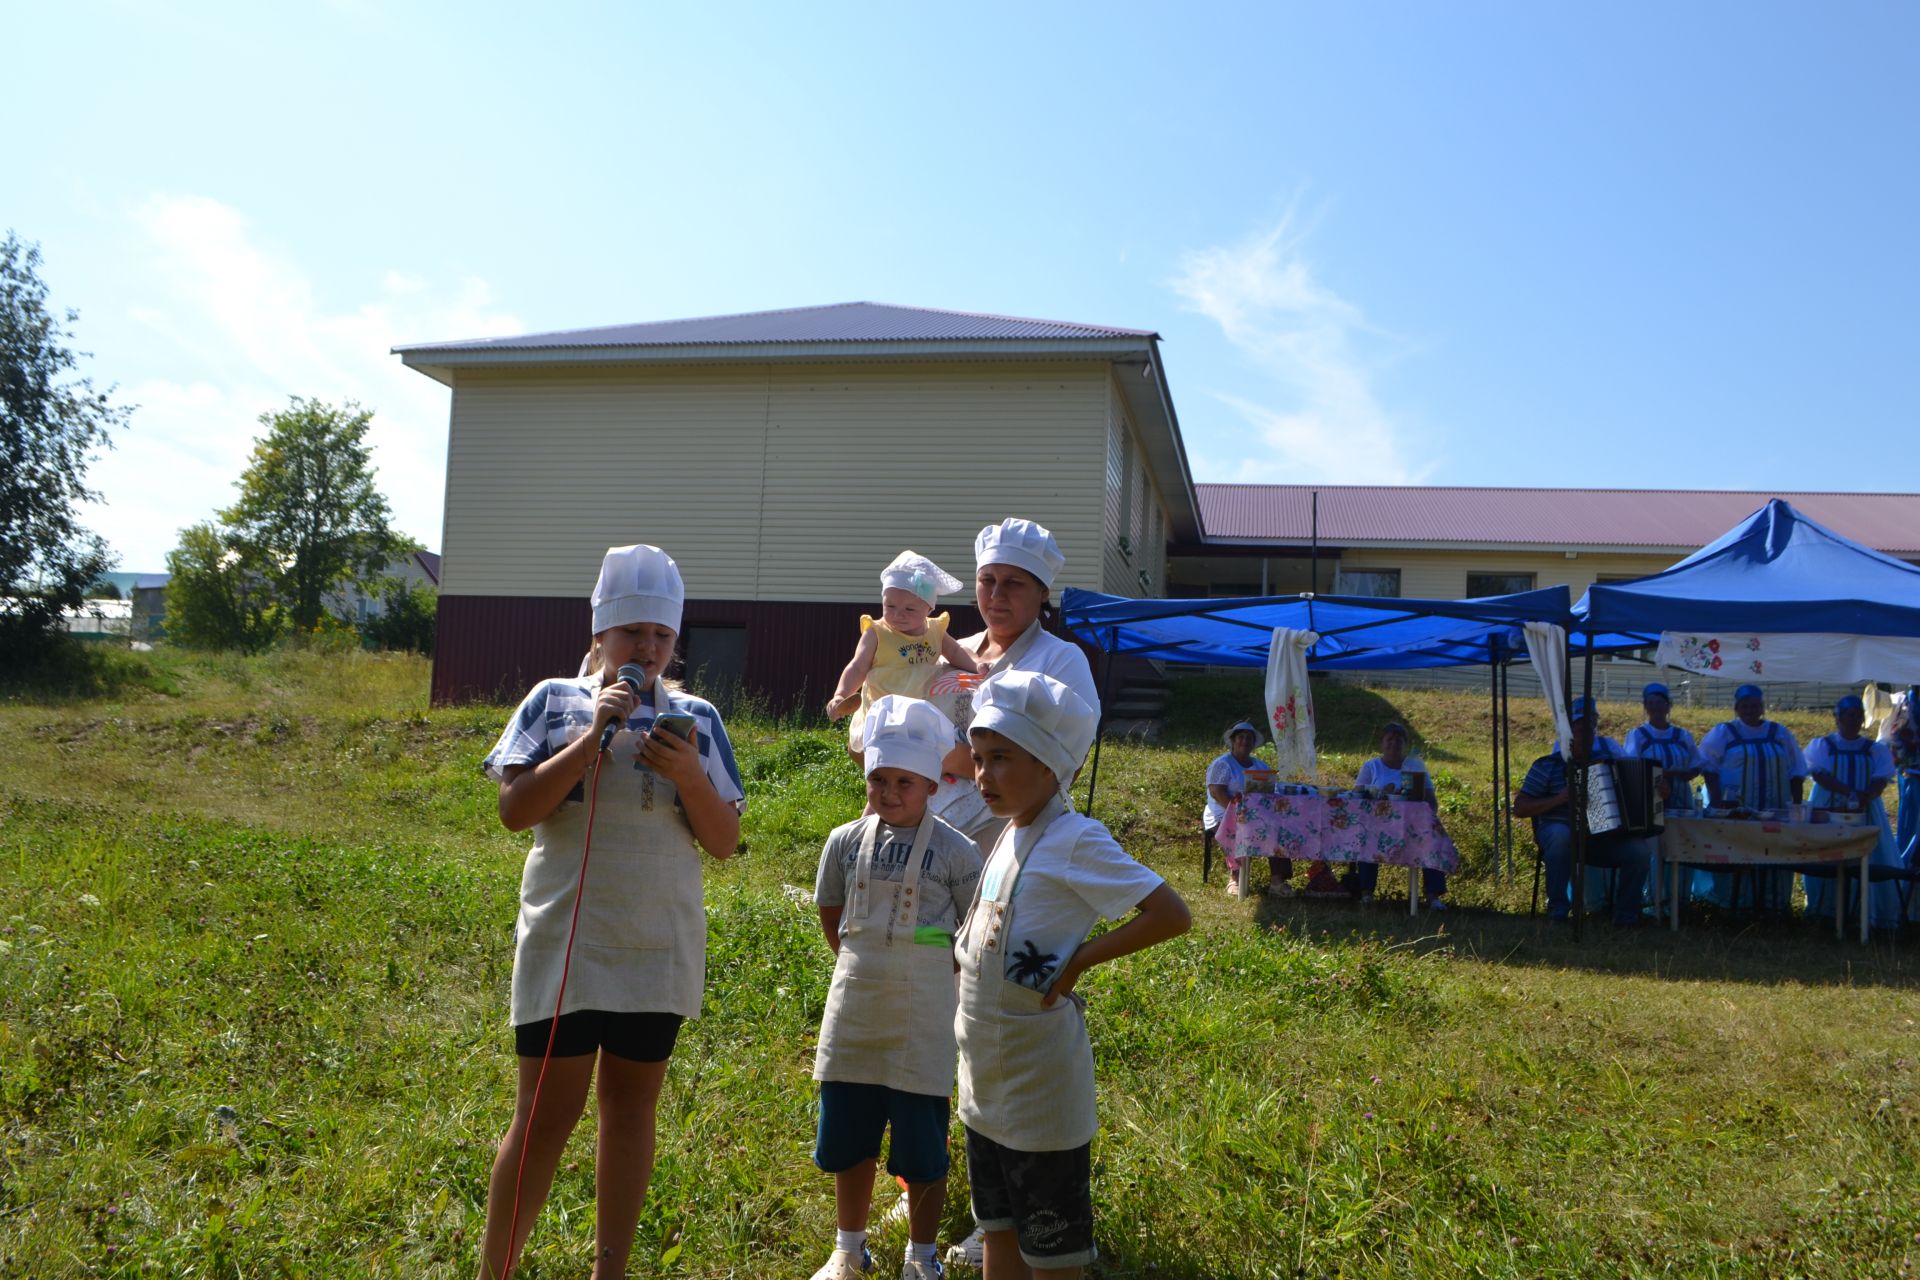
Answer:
[
  {"left": 396, "top": 302, "right": 1195, "bottom": 705},
  {"left": 398, "top": 302, "right": 1919, "bottom": 706}
]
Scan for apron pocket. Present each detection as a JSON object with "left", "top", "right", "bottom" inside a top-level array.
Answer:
[{"left": 822, "top": 974, "right": 914, "bottom": 1061}]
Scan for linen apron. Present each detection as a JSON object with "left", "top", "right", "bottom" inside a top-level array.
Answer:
[
  {"left": 1633, "top": 724, "right": 1696, "bottom": 908},
  {"left": 927, "top": 619, "right": 1056, "bottom": 850},
  {"left": 953, "top": 797, "right": 1099, "bottom": 1153},
  {"left": 1634, "top": 725, "right": 1700, "bottom": 811},
  {"left": 510, "top": 684, "right": 706, "bottom": 1026},
  {"left": 1803, "top": 734, "right": 1902, "bottom": 928},
  {"left": 812, "top": 815, "right": 961, "bottom": 1097},
  {"left": 1698, "top": 721, "right": 1795, "bottom": 909},
  {"left": 1899, "top": 736, "right": 1920, "bottom": 922}
]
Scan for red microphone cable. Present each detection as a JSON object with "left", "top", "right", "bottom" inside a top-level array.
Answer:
[{"left": 496, "top": 744, "right": 610, "bottom": 1279}]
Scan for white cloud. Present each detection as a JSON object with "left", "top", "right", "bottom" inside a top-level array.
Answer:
[
  {"left": 1170, "top": 211, "right": 1432, "bottom": 484},
  {"left": 77, "top": 194, "right": 521, "bottom": 567}
]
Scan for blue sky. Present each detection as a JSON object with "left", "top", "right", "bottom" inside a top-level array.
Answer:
[{"left": 8, "top": 1, "right": 1916, "bottom": 568}]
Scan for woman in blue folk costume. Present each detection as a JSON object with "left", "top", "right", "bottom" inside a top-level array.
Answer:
[
  {"left": 1622, "top": 682, "right": 1705, "bottom": 906},
  {"left": 1698, "top": 684, "right": 1808, "bottom": 911},
  {"left": 1802, "top": 695, "right": 1901, "bottom": 930},
  {"left": 1887, "top": 687, "right": 1920, "bottom": 922}
]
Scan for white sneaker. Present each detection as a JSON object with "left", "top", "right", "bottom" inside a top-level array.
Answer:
[
  {"left": 811, "top": 1248, "right": 875, "bottom": 1280},
  {"left": 900, "top": 1260, "right": 945, "bottom": 1280},
  {"left": 1357, "top": 892, "right": 1375, "bottom": 905},
  {"left": 944, "top": 1227, "right": 986, "bottom": 1269},
  {"left": 1225, "top": 878, "right": 1243, "bottom": 897},
  {"left": 1267, "top": 881, "right": 1295, "bottom": 898}
]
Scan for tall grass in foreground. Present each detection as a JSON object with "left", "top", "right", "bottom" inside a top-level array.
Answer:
[{"left": 1, "top": 654, "right": 1916, "bottom": 1277}]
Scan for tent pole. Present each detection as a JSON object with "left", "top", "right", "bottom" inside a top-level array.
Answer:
[
  {"left": 1310, "top": 489, "right": 1319, "bottom": 593},
  {"left": 1501, "top": 658, "right": 1514, "bottom": 883},
  {"left": 1573, "top": 635, "right": 1596, "bottom": 939},
  {"left": 1489, "top": 637, "right": 1500, "bottom": 883},
  {"left": 1082, "top": 626, "right": 1120, "bottom": 816}
]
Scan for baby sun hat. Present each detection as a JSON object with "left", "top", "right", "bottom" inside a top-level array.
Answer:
[
  {"left": 974, "top": 518, "right": 1066, "bottom": 588},
  {"left": 591, "top": 544, "right": 685, "bottom": 634},
  {"left": 881, "top": 551, "right": 963, "bottom": 607},
  {"left": 861, "top": 694, "right": 957, "bottom": 783},
  {"left": 970, "top": 669, "right": 1098, "bottom": 787}
]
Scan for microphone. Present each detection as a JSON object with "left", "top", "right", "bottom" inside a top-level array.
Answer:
[{"left": 598, "top": 662, "right": 648, "bottom": 752}]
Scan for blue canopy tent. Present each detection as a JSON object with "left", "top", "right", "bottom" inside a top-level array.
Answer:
[
  {"left": 1575, "top": 497, "right": 1920, "bottom": 641},
  {"left": 1063, "top": 585, "right": 1576, "bottom": 669},
  {"left": 1061, "top": 585, "right": 1613, "bottom": 883},
  {"left": 1569, "top": 499, "right": 1920, "bottom": 934}
]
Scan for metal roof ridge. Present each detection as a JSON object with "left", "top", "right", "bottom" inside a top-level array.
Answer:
[
  {"left": 1194, "top": 482, "right": 1920, "bottom": 499},
  {"left": 395, "top": 300, "right": 1160, "bottom": 354}
]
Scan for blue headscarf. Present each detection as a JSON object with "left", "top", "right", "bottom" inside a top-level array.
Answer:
[
  {"left": 1642, "top": 682, "right": 1670, "bottom": 701},
  {"left": 1834, "top": 694, "right": 1864, "bottom": 715},
  {"left": 1735, "top": 683, "right": 1764, "bottom": 702}
]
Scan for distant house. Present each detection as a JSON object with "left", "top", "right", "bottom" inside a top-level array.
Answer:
[
  {"left": 1174, "top": 485, "right": 1920, "bottom": 600},
  {"left": 132, "top": 551, "right": 443, "bottom": 642},
  {"left": 396, "top": 301, "right": 1920, "bottom": 708},
  {"left": 395, "top": 302, "right": 1194, "bottom": 706},
  {"left": 329, "top": 549, "right": 442, "bottom": 624},
  {"left": 130, "top": 574, "right": 171, "bottom": 644}
]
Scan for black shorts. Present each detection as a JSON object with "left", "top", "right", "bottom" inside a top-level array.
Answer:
[
  {"left": 513, "top": 1009, "right": 683, "bottom": 1063},
  {"left": 963, "top": 1126, "right": 1095, "bottom": 1268}
]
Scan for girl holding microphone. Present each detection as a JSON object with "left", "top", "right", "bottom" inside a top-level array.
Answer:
[{"left": 474, "top": 543, "right": 745, "bottom": 1280}]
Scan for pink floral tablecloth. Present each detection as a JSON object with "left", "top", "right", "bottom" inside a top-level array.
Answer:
[{"left": 1217, "top": 792, "right": 1460, "bottom": 874}]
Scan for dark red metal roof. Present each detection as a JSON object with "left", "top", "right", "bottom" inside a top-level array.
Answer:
[
  {"left": 396, "top": 301, "right": 1158, "bottom": 354},
  {"left": 1196, "top": 484, "right": 1920, "bottom": 556}
]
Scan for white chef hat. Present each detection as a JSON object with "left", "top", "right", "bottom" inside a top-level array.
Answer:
[
  {"left": 881, "top": 550, "right": 963, "bottom": 606},
  {"left": 974, "top": 517, "right": 1066, "bottom": 588},
  {"left": 591, "top": 543, "right": 684, "bottom": 634},
  {"left": 969, "top": 669, "right": 1098, "bottom": 786},
  {"left": 861, "top": 694, "right": 956, "bottom": 783}
]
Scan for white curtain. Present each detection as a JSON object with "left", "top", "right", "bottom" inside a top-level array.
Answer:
[
  {"left": 1525, "top": 621, "right": 1572, "bottom": 757},
  {"left": 1655, "top": 631, "right": 1920, "bottom": 687},
  {"left": 1264, "top": 627, "right": 1320, "bottom": 781}
]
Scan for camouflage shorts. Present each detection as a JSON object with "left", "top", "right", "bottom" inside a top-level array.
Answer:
[{"left": 962, "top": 1126, "right": 1094, "bottom": 1267}]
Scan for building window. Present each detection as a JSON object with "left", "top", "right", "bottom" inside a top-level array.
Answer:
[
  {"left": 1467, "top": 572, "right": 1536, "bottom": 598},
  {"left": 1336, "top": 568, "right": 1401, "bottom": 598}
]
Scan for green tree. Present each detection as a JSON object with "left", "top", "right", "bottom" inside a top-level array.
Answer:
[
  {"left": 162, "top": 522, "right": 285, "bottom": 653},
  {"left": 0, "top": 232, "right": 129, "bottom": 662},
  {"left": 359, "top": 576, "right": 438, "bottom": 655},
  {"left": 222, "top": 398, "right": 400, "bottom": 634}
]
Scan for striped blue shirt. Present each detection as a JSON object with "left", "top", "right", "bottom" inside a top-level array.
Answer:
[
  {"left": 1519, "top": 736, "right": 1626, "bottom": 826},
  {"left": 483, "top": 675, "right": 746, "bottom": 810}
]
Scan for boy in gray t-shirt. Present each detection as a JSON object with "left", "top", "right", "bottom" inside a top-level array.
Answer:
[{"left": 809, "top": 695, "right": 982, "bottom": 1280}]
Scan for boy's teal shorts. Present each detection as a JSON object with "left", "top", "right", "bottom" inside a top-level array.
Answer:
[{"left": 814, "top": 1080, "right": 950, "bottom": 1183}]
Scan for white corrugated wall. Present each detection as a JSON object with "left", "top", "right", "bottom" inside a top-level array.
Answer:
[{"left": 441, "top": 361, "right": 1113, "bottom": 602}]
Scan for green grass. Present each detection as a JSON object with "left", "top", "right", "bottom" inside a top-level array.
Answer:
[{"left": 2, "top": 654, "right": 1917, "bottom": 1277}]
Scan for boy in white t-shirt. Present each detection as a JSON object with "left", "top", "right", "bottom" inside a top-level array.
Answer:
[
  {"left": 811, "top": 696, "right": 984, "bottom": 1280},
  {"left": 954, "top": 671, "right": 1190, "bottom": 1279}
]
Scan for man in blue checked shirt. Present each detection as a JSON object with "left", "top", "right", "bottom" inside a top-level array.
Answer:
[{"left": 1512, "top": 697, "right": 1652, "bottom": 925}]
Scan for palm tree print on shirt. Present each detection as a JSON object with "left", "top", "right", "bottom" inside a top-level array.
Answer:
[{"left": 1007, "top": 939, "right": 1058, "bottom": 989}]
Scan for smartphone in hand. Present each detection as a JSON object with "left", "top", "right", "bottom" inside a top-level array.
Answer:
[{"left": 651, "top": 711, "right": 698, "bottom": 741}]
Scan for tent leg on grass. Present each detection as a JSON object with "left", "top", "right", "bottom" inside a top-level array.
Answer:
[{"left": 1081, "top": 625, "right": 1120, "bottom": 817}]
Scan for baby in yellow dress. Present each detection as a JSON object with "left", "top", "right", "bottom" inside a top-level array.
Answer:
[{"left": 827, "top": 551, "right": 990, "bottom": 753}]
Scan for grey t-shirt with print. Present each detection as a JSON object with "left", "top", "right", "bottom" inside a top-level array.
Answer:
[{"left": 814, "top": 815, "right": 983, "bottom": 935}]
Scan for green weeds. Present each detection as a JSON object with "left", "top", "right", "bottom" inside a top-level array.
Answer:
[{"left": 0, "top": 653, "right": 1916, "bottom": 1277}]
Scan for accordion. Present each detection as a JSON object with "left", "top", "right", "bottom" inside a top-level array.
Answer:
[{"left": 1584, "top": 758, "right": 1665, "bottom": 839}]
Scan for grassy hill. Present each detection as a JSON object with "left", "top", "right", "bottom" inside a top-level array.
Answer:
[{"left": 1, "top": 650, "right": 1915, "bottom": 1277}]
